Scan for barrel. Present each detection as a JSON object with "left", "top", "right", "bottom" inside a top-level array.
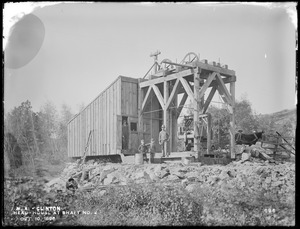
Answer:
[
  {"left": 182, "top": 157, "right": 191, "bottom": 165},
  {"left": 135, "top": 153, "right": 144, "bottom": 165}
]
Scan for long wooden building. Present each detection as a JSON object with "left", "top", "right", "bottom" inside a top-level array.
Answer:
[
  {"left": 68, "top": 52, "right": 237, "bottom": 159},
  {"left": 68, "top": 76, "right": 139, "bottom": 157}
]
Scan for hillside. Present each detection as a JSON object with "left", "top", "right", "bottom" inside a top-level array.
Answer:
[
  {"left": 257, "top": 108, "right": 296, "bottom": 124},
  {"left": 256, "top": 108, "right": 297, "bottom": 135}
]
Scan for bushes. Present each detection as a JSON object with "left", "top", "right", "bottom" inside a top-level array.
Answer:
[{"left": 75, "top": 182, "right": 203, "bottom": 226}]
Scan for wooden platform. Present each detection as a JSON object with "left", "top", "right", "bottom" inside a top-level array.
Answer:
[{"left": 199, "top": 156, "right": 232, "bottom": 165}]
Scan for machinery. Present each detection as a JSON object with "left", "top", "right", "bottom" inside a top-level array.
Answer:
[{"left": 178, "top": 113, "right": 214, "bottom": 151}]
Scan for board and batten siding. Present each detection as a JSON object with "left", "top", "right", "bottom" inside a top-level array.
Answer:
[{"left": 68, "top": 76, "right": 139, "bottom": 157}]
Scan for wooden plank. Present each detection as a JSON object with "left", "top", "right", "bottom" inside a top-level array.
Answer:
[
  {"left": 103, "top": 91, "right": 106, "bottom": 155},
  {"left": 138, "top": 79, "right": 144, "bottom": 146},
  {"left": 163, "top": 80, "right": 170, "bottom": 154},
  {"left": 109, "top": 86, "right": 113, "bottom": 155},
  {"left": 87, "top": 106, "right": 90, "bottom": 156},
  {"left": 68, "top": 123, "right": 71, "bottom": 157},
  {"left": 193, "top": 68, "right": 200, "bottom": 154},
  {"left": 166, "top": 79, "right": 180, "bottom": 109},
  {"left": 82, "top": 110, "right": 86, "bottom": 155},
  {"left": 93, "top": 100, "right": 96, "bottom": 155},
  {"left": 113, "top": 82, "right": 116, "bottom": 154},
  {"left": 133, "top": 83, "right": 138, "bottom": 116},
  {"left": 196, "top": 61, "right": 236, "bottom": 77},
  {"left": 142, "top": 86, "right": 152, "bottom": 112},
  {"left": 69, "top": 121, "right": 72, "bottom": 157},
  {"left": 176, "top": 93, "right": 188, "bottom": 119},
  {"left": 95, "top": 98, "right": 98, "bottom": 155},
  {"left": 108, "top": 86, "right": 111, "bottom": 155},
  {"left": 216, "top": 73, "right": 233, "bottom": 105},
  {"left": 152, "top": 84, "right": 165, "bottom": 109},
  {"left": 114, "top": 82, "right": 117, "bottom": 153},
  {"left": 129, "top": 82, "right": 132, "bottom": 116},
  {"left": 91, "top": 102, "right": 94, "bottom": 155},
  {"left": 72, "top": 121, "right": 75, "bottom": 157},
  {"left": 199, "top": 72, "right": 217, "bottom": 99},
  {"left": 140, "top": 69, "right": 194, "bottom": 88},
  {"left": 202, "top": 85, "right": 217, "bottom": 114},
  {"left": 120, "top": 75, "right": 139, "bottom": 84},
  {"left": 76, "top": 118, "right": 80, "bottom": 156},
  {"left": 100, "top": 94, "right": 103, "bottom": 155},
  {"left": 180, "top": 77, "right": 195, "bottom": 101},
  {"left": 229, "top": 81, "right": 235, "bottom": 159}
]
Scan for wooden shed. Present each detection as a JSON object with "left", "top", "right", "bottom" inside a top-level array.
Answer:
[{"left": 67, "top": 75, "right": 161, "bottom": 158}]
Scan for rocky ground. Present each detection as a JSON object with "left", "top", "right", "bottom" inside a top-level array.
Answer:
[
  {"left": 5, "top": 142, "right": 294, "bottom": 226},
  {"left": 44, "top": 143, "right": 295, "bottom": 226}
]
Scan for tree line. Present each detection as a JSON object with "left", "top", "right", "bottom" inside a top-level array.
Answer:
[{"left": 4, "top": 100, "right": 75, "bottom": 176}]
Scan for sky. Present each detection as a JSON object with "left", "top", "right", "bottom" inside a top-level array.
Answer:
[{"left": 3, "top": 2, "right": 297, "bottom": 115}]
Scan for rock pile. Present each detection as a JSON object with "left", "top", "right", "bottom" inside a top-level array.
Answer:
[{"left": 46, "top": 155, "right": 295, "bottom": 206}]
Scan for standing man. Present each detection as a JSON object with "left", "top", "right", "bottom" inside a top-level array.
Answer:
[{"left": 159, "top": 124, "right": 169, "bottom": 157}]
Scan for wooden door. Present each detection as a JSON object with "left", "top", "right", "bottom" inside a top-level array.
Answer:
[
  {"left": 128, "top": 117, "right": 139, "bottom": 150},
  {"left": 116, "top": 115, "right": 122, "bottom": 153}
]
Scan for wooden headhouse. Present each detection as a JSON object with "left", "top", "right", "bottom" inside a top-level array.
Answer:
[{"left": 68, "top": 52, "right": 237, "bottom": 159}]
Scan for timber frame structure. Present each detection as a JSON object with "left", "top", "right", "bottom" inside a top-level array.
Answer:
[{"left": 138, "top": 52, "right": 237, "bottom": 159}]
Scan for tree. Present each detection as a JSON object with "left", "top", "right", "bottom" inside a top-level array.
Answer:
[
  {"left": 234, "top": 98, "right": 259, "bottom": 132},
  {"left": 4, "top": 132, "right": 22, "bottom": 169},
  {"left": 207, "top": 105, "right": 230, "bottom": 148},
  {"left": 4, "top": 100, "right": 40, "bottom": 174},
  {"left": 56, "top": 104, "right": 74, "bottom": 162}
]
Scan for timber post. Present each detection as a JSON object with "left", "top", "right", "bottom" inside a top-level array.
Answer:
[
  {"left": 193, "top": 67, "right": 200, "bottom": 159},
  {"left": 138, "top": 79, "right": 144, "bottom": 144},
  {"left": 230, "top": 81, "right": 236, "bottom": 159},
  {"left": 207, "top": 112, "right": 212, "bottom": 154},
  {"left": 164, "top": 79, "right": 170, "bottom": 154}
]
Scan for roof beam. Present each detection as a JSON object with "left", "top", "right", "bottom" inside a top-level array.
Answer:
[
  {"left": 139, "top": 69, "right": 194, "bottom": 88},
  {"left": 196, "top": 61, "right": 236, "bottom": 77}
]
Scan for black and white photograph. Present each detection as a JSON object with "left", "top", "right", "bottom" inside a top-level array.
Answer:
[{"left": 3, "top": 2, "right": 297, "bottom": 226}]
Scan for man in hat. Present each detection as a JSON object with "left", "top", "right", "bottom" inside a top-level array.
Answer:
[
  {"left": 236, "top": 129, "right": 243, "bottom": 143},
  {"left": 159, "top": 124, "right": 169, "bottom": 157}
]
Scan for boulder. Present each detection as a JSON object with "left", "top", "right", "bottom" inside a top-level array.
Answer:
[
  {"left": 135, "top": 171, "right": 149, "bottom": 179},
  {"left": 181, "top": 179, "right": 188, "bottom": 188},
  {"left": 167, "top": 174, "right": 180, "bottom": 181},
  {"left": 46, "top": 177, "right": 66, "bottom": 191},
  {"left": 148, "top": 171, "right": 160, "bottom": 181},
  {"left": 219, "top": 170, "right": 229, "bottom": 180},
  {"left": 99, "top": 168, "right": 116, "bottom": 183},
  {"left": 185, "top": 183, "right": 198, "bottom": 192},
  {"left": 159, "top": 169, "right": 170, "bottom": 179},
  {"left": 227, "top": 170, "right": 237, "bottom": 178},
  {"left": 172, "top": 171, "right": 185, "bottom": 179},
  {"left": 241, "top": 152, "right": 251, "bottom": 162},
  {"left": 235, "top": 145, "right": 245, "bottom": 155},
  {"left": 103, "top": 174, "right": 116, "bottom": 185}
]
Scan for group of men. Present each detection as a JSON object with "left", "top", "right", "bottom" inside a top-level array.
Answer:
[{"left": 138, "top": 124, "right": 170, "bottom": 163}]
